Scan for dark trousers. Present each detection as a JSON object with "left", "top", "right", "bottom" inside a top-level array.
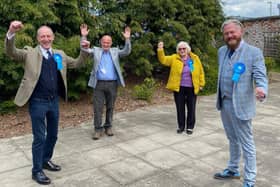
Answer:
[
  {"left": 174, "top": 86, "right": 197, "bottom": 131},
  {"left": 93, "top": 80, "right": 118, "bottom": 131},
  {"left": 28, "top": 97, "right": 59, "bottom": 174}
]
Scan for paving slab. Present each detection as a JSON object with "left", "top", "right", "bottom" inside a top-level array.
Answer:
[{"left": 0, "top": 82, "right": 279, "bottom": 187}]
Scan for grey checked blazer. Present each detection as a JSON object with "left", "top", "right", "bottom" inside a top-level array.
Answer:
[
  {"left": 86, "top": 39, "right": 131, "bottom": 88},
  {"left": 216, "top": 41, "right": 268, "bottom": 120}
]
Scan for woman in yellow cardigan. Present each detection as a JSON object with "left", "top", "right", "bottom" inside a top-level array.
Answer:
[{"left": 157, "top": 41, "right": 205, "bottom": 134}]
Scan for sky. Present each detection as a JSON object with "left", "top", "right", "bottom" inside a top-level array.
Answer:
[{"left": 222, "top": 0, "right": 280, "bottom": 18}]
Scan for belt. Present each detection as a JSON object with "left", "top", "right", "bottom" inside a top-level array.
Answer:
[
  {"left": 31, "top": 95, "right": 57, "bottom": 101},
  {"left": 98, "top": 80, "right": 117, "bottom": 82}
]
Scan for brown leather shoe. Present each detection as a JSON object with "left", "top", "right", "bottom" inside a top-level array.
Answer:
[
  {"left": 93, "top": 131, "right": 102, "bottom": 140},
  {"left": 105, "top": 128, "right": 114, "bottom": 136}
]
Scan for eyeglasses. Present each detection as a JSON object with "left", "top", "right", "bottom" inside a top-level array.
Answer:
[{"left": 178, "top": 48, "right": 186, "bottom": 51}]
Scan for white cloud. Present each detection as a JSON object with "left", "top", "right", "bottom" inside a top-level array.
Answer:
[{"left": 222, "top": 0, "right": 280, "bottom": 18}]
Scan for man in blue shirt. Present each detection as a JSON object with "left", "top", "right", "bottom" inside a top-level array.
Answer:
[{"left": 80, "top": 24, "right": 131, "bottom": 140}]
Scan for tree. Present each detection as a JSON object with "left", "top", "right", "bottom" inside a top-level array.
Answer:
[
  {"left": 91, "top": 0, "right": 224, "bottom": 77},
  {"left": 0, "top": 0, "right": 224, "bottom": 112},
  {"left": 0, "top": 0, "right": 93, "bottom": 111}
]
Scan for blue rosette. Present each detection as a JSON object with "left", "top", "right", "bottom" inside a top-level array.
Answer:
[
  {"left": 53, "top": 53, "right": 63, "bottom": 70},
  {"left": 188, "top": 59, "right": 194, "bottom": 72},
  {"left": 232, "top": 62, "right": 245, "bottom": 83}
]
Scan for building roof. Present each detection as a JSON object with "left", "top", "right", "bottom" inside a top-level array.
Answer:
[{"left": 232, "top": 15, "right": 280, "bottom": 22}]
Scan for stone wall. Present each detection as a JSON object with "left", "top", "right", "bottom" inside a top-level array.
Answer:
[{"left": 241, "top": 16, "right": 280, "bottom": 58}]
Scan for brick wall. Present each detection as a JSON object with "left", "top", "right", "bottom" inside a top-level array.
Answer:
[{"left": 241, "top": 16, "right": 280, "bottom": 58}]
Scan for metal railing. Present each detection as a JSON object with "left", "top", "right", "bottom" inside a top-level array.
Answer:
[{"left": 264, "top": 31, "right": 280, "bottom": 59}]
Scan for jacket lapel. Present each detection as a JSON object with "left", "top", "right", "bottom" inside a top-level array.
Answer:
[
  {"left": 94, "top": 48, "right": 102, "bottom": 71},
  {"left": 35, "top": 46, "right": 43, "bottom": 78}
]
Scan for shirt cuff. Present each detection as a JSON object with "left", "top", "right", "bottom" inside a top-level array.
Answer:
[
  {"left": 81, "top": 47, "right": 93, "bottom": 53},
  {"left": 6, "top": 31, "right": 15, "bottom": 40}
]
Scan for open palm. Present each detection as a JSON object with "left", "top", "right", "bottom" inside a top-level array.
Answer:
[{"left": 80, "top": 24, "right": 89, "bottom": 37}]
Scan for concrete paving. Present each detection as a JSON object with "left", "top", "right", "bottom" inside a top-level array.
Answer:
[{"left": 0, "top": 82, "right": 279, "bottom": 187}]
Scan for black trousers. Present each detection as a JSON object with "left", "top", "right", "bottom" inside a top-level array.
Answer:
[{"left": 174, "top": 86, "right": 197, "bottom": 131}]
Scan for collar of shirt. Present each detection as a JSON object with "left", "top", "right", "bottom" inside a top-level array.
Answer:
[
  {"left": 39, "top": 45, "right": 53, "bottom": 59},
  {"left": 102, "top": 50, "right": 110, "bottom": 55}
]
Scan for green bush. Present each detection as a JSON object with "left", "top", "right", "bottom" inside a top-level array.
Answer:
[
  {"left": 0, "top": 100, "right": 16, "bottom": 114},
  {"left": 194, "top": 45, "right": 218, "bottom": 95},
  {"left": 265, "top": 57, "right": 275, "bottom": 73},
  {"left": 273, "top": 58, "right": 280, "bottom": 72},
  {"left": 132, "top": 77, "right": 158, "bottom": 102}
]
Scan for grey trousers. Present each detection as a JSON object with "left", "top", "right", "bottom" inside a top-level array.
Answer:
[{"left": 93, "top": 80, "right": 118, "bottom": 131}]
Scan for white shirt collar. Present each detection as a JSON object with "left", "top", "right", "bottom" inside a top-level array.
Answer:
[{"left": 39, "top": 46, "right": 52, "bottom": 59}]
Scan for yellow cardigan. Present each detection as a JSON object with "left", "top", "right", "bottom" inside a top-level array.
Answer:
[{"left": 157, "top": 49, "right": 205, "bottom": 94}]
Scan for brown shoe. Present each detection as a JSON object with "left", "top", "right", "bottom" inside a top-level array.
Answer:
[
  {"left": 105, "top": 128, "right": 114, "bottom": 136},
  {"left": 93, "top": 131, "right": 102, "bottom": 140}
]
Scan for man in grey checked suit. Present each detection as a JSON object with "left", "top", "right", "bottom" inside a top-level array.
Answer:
[
  {"left": 213, "top": 19, "right": 268, "bottom": 187},
  {"left": 80, "top": 24, "right": 131, "bottom": 140}
]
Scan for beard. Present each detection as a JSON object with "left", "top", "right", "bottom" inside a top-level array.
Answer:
[{"left": 226, "top": 37, "right": 241, "bottom": 50}]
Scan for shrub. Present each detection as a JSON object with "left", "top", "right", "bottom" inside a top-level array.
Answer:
[
  {"left": 132, "top": 77, "right": 157, "bottom": 102},
  {"left": 0, "top": 100, "right": 16, "bottom": 114},
  {"left": 265, "top": 57, "right": 275, "bottom": 73},
  {"left": 194, "top": 45, "right": 218, "bottom": 95}
]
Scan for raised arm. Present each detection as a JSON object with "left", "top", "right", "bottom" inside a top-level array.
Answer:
[
  {"left": 80, "top": 23, "right": 93, "bottom": 54},
  {"left": 157, "top": 41, "right": 173, "bottom": 67},
  {"left": 5, "top": 20, "right": 27, "bottom": 62},
  {"left": 122, "top": 26, "right": 131, "bottom": 40},
  {"left": 118, "top": 26, "right": 131, "bottom": 57},
  {"left": 61, "top": 23, "right": 90, "bottom": 68}
]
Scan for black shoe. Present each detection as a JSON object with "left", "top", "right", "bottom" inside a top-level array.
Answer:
[
  {"left": 177, "top": 129, "right": 184, "bottom": 134},
  {"left": 32, "top": 171, "right": 51, "bottom": 185},
  {"left": 43, "top": 161, "right": 61, "bottom": 171},
  {"left": 186, "top": 129, "right": 193, "bottom": 135}
]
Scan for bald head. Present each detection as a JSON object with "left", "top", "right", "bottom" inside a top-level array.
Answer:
[
  {"left": 37, "top": 26, "right": 54, "bottom": 37},
  {"left": 36, "top": 25, "right": 54, "bottom": 50},
  {"left": 100, "top": 35, "right": 112, "bottom": 51}
]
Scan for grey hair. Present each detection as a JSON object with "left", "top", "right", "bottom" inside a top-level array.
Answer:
[
  {"left": 176, "top": 41, "right": 191, "bottom": 53},
  {"left": 221, "top": 19, "right": 244, "bottom": 32},
  {"left": 37, "top": 25, "right": 54, "bottom": 37}
]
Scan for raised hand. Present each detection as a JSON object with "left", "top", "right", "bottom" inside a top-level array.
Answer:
[
  {"left": 158, "top": 41, "right": 164, "bottom": 49},
  {"left": 122, "top": 26, "right": 131, "bottom": 39},
  {"left": 80, "top": 23, "right": 89, "bottom": 37},
  {"left": 9, "top": 20, "right": 24, "bottom": 34}
]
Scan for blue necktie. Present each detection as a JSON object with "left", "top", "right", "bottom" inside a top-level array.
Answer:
[
  {"left": 228, "top": 50, "right": 234, "bottom": 58},
  {"left": 47, "top": 50, "right": 52, "bottom": 60}
]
